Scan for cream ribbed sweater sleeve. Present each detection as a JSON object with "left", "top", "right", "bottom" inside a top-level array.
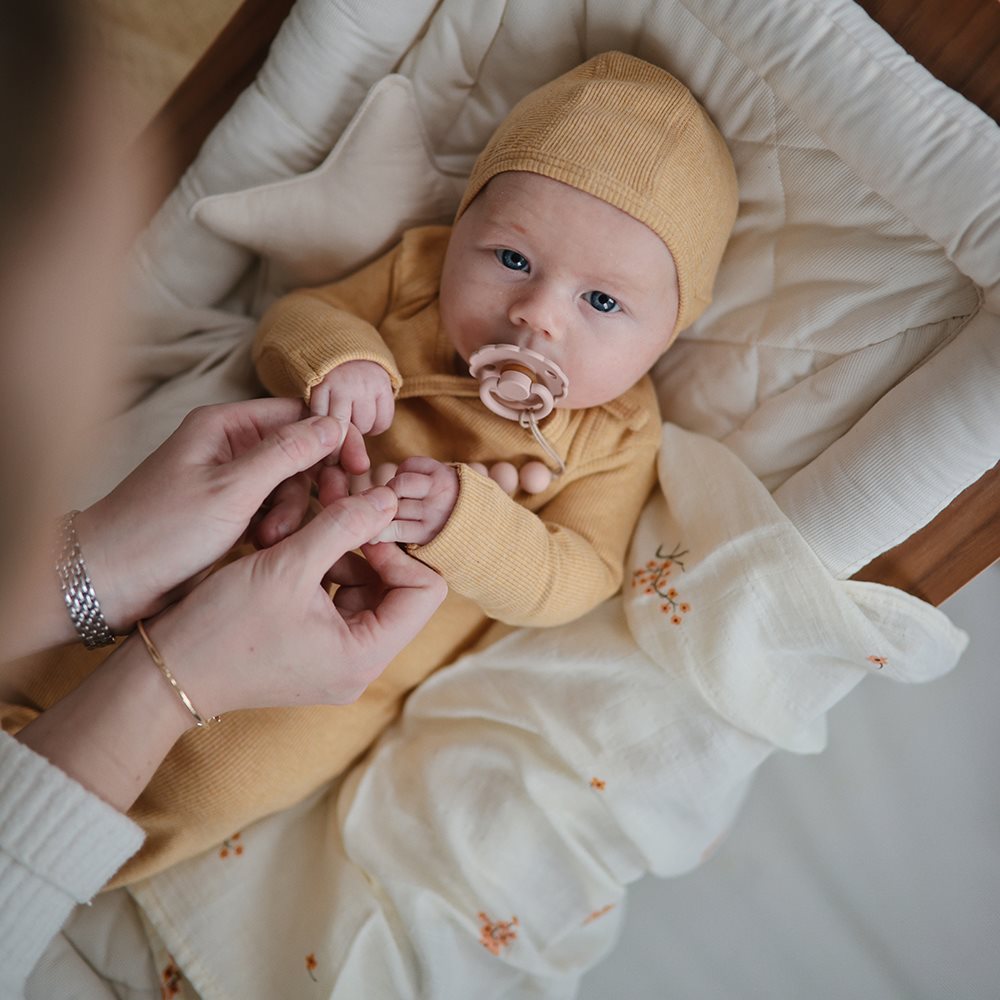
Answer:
[
  {"left": 411, "top": 427, "right": 659, "bottom": 627},
  {"left": 252, "top": 244, "right": 404, "bottom": 402},
  {"left": 0, "top": 731, "right": 144, "bottom": 996}
]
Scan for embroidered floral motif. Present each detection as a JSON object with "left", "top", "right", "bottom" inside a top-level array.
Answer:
[
  {"left": 582, "top": 903, "right": 616, "bottom": 926},
  {"left": 219, "top": 832, "right": 244, "bottom": 859},
  {"left": 867, "top": 655, "right": 887, "bottom": 669},
  {"left": 305, "top": 953, "right": 318, "bottom": 982},
  {"left": 478, "top": 912, "right": 519, "bottom": 955},
  {"left": 590, "top": 777, "right": 606, "bottom": 791},
  {"left": 161, "top": 957, "right": 182, "bottom": 999},
  {"left": 632, "top": 543, "right": 690, "bottom": 623}
]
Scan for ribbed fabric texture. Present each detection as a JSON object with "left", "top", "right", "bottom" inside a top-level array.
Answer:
[
  {"left": 456, "top": 51, "right": 739, "bottom": 336},
  {"left": 0, "top": 731, "right": 144, "bottom": 994}
]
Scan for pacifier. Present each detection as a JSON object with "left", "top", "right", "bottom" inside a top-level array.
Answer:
[{"left": 468, "top": 344, "right": 569, "bottom": 421}]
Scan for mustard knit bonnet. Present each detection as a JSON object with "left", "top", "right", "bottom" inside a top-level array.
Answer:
[{"left": 456, "top": 51, "right": 739, "bottom": 336}]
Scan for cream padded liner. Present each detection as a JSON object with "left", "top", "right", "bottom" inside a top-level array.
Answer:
[{"left": 130, "top": 0, "right": 1000, "bottom": 579}]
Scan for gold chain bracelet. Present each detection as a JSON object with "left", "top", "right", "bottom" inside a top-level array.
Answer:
[{"left": 136, "top": 620, "right": 220, "bottom": 728}]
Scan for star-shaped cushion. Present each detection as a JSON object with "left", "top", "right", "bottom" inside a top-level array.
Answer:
[{"left": 191, "top": 74, "right": 467, "bottom": 296}]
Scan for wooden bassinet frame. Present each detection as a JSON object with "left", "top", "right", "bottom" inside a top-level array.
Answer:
[{"left": 134, "top": 0, "right": 1000, "bottom": 607}]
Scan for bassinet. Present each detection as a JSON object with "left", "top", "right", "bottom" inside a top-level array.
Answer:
[{"left": 28, "top": 1, "right": 1000, "bottom": 997}]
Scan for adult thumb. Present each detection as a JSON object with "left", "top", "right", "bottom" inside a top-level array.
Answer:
[
  {"left": 231, "top": 415, "right": 348, "bottom": 499},
  {"left": 280, "top": 487, "right": 398, "bottom": 580}
]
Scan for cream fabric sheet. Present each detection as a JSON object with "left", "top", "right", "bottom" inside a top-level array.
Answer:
[{"left": 125, "top": 427, "right": 965, "bottom": 999}]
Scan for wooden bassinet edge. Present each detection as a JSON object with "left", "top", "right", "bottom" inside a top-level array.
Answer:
[{"left": 131, "top": 0, "right": 1000, "bottom": 607}]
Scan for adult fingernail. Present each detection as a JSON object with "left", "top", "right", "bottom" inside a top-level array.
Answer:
[
  {"left": 313, "top": 416, "right": 345, "bottom": 448},
  {"left": 361, "top": 486, "right": 396, "bottom": 512}
]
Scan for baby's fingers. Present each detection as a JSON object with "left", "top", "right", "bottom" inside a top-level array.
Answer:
[
  {"left": 388, "top": 472, "right": 433, "bottom": 500},
  {"left": 309, "top": 384, "right": 332, "bottom": 417},
  {"left": 350, "top": 395, "right": 377, "bottom": 436},
  {"left": 370, "top": 391, "right": 395, "bottom": 436}
]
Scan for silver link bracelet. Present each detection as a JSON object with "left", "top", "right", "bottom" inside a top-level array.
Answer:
[{"left": 55, "top": 510, "right": 116, "bottom": 648}]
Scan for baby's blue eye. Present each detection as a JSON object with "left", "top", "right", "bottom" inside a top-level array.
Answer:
[
  {"left": 587, "top": 291, "right": 620, "bottom": 313},
  {"left": 496, "top": 248, "right": 530, "bottom": 271}
]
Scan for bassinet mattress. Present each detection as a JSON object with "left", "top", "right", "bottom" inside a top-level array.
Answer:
[{"left": 111, "top": 0, "right": 1000, "bottom": 581}]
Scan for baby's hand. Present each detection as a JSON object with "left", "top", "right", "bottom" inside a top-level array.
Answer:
[
  {"left": 309, "top": 361, "right": 394, "bottom": 475},
  {"left": 373, "top": 457, "right": 459, "bottom": 546}
]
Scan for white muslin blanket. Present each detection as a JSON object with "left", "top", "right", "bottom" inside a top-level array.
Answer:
[{"left": 130, "top": 426, "right": 965, "bottom": 999}]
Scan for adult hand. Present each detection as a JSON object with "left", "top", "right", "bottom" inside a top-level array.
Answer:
[
  {"left": 143, "top": 486, "right": 447, "bottom": 715},
  {"left": 16, "top": 487, "right": 447, "bottom": 813},
  {"left": 76, "top": 398, "right": 350, "bottom": 632}
]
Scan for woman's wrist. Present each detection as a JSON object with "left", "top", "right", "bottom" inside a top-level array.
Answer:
[
  {"left": 72, "top": 501, "right": 138, "bottom": 633},
  {"left": 15, "top": 630, "right": 195, "bottom": 813},
  {"left": 0, "top": 506, "right": 131, "bottom": 663}
]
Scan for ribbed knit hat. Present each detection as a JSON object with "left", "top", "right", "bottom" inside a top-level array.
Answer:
[{"left": 456, "top": 51, "right": 739, "bottom": 335}]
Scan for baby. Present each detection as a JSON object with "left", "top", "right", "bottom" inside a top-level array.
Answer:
[
  {"left": 112, "top": 51, "right": 739, "bottom": 882},
  {"left": 253, "top": 50, "right": 738, "bottom": 623}
]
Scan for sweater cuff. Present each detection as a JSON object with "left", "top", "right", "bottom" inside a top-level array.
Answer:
[{"left": 0, "top": 731, "right": 145, "bottom": 902}]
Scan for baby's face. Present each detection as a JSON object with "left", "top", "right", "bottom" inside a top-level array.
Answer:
[{"left": 439, "top": 172, "right": 679, "bottom": 409}]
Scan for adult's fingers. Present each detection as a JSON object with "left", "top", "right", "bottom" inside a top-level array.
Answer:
[
  {"left": 369, "top": 520, "right": 430, "bottom": 545},
  {"left": 226, "top": 414, "right": 347, "bottom": 504},
  {"left": 349, "top": 542, "right": 447, "bottom": 647},
  {"left": 254, "top": 471, "right": 313, "bottom": 547},
  {"left": 338, "top": 423, "right": 370, "bottom": 475},
  {"left": 278, "top": 487, "right": 398, "bottom": 581},
  {"left": 323, "top": 550, "right": 376, "bottom": 590},
  {"left": 318, "top": 465, "right": 350, "bottom": 507}
]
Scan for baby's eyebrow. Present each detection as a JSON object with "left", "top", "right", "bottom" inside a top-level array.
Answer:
[
  {"left": 590, "top": 269, "right": 640, "bottom": 295},
  {"left": 480, "top": 216, "right": 529, "bottom": 240}
]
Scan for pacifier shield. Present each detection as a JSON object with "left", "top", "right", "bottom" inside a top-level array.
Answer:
[{"left": 468, "top": 344, "right": 569, "bottom": 421}]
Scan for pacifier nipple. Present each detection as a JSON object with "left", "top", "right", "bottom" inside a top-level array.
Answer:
[
  {"left": 495, "top": 365, "right": 535, "bottom": 403},
  {"left": 468, "top": 345, "right": 569, "bottom": 422}
]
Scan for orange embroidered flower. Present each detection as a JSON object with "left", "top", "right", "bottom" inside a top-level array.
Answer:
[
  {"left": 867, "top": 655, "right": 888, "bottom": 669},
  {"left": 582, "top": 903, "right": 616, "bottom": 926},
  {"left": 590, "top": 777, "right": 606, "bottom": 791},
  {"left": 633, "top": 543, "right": 691, "bottom": 622},
  {"left": 478, "top": 912, "right": 519, "bottom": 955},
  {"left": 161, "top": 959, "right": 182, "bottom": 998},
  {"left": 305, "top": 953, "right": 318, "bottom": 982},
  {"left": 219, "top": 832, "right": 244, "bottom": 859},
  {"left": 671, "top": 615, "right": 683, "bottom": 625}
]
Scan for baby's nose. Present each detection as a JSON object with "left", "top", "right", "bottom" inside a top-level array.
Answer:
[{"left": 508, "top": 286, "right": 564, "bottom": 340}]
